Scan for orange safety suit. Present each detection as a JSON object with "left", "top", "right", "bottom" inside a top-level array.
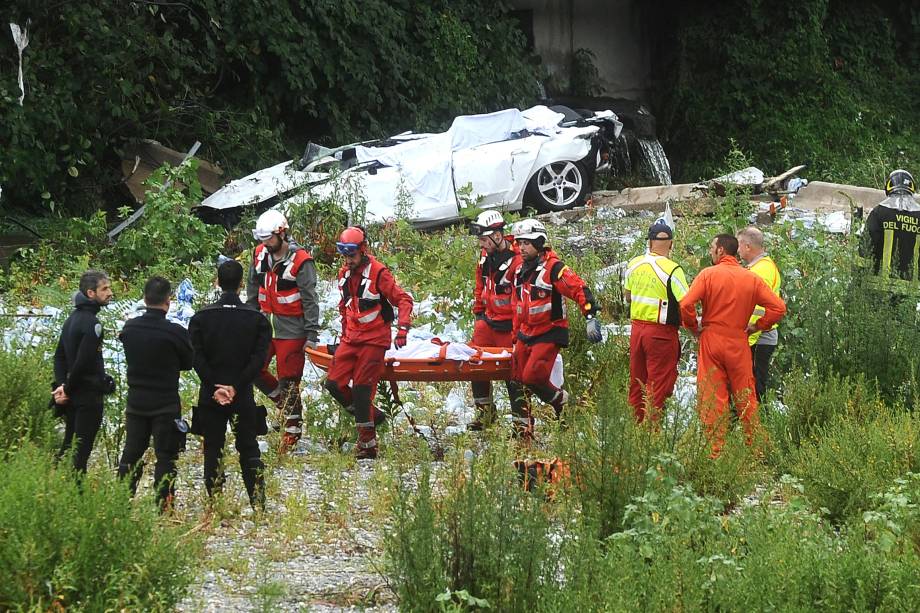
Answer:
[{"left": 679, "top": 255, "right": 786, "bottom": 456}]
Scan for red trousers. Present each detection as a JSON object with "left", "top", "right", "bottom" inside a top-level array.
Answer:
[
  {"left": 628, "top": 321, "right": 680, "bottom": 422},
  {"left": 472, "top": 318, "right": 514, "bottom": 349},
  {"left": 327, "top": 341, "right": 387, "bottom": 421},
  {"left": 512, "top": 340, "right": 560, "bottom": 389},
  {"left": 258, "top": 337, "right": 306, "bottom": 391},
  {"left": 696, "top": 329, "right": 759, "bottom": 457}
]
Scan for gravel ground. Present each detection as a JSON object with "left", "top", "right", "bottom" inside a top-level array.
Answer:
[{"left": 156, "top": 436, "right": 400, "bottom": 613}]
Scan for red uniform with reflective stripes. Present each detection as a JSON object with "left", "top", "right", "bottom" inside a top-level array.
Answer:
[
  {"left": 512, "top": 250, "right": 594, "bottom": 341},
  {"left": 253, "top": 243, "right": 312, "bottom": 317},
  {"left": 679, "top": 255, "right": 787, "bottom": 456},
  {"left": 473, "top": 239, "right": 521, "bottom": 324},
  {"left": 337, "top": 255, "right": 413, "bottom": 348}
]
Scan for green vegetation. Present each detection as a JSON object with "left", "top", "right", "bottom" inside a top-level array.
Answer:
[
  {"left": 0, "top": 1, "right": 538, "bottom": 215},
  {"left": 655, "top": 0, "right": 920, "bottom": 185},
  {"left": 0, "top": 447, "right": 200, "bottom": 611},
  {"left": 2, "top": 147, "right": 920, "bottom": 608}
]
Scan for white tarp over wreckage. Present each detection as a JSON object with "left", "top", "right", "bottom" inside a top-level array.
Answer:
[{"left": 198, "top": 105, "right": 622, "bottom": 227}]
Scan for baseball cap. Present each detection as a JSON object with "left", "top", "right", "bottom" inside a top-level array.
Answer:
[{"left": 647, "top": 221, "right": 673, "bottom": 240}]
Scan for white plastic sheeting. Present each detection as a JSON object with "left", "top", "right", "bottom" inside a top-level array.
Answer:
[{"left": 9, "top": 23, "right": 28, "bottom": 106}]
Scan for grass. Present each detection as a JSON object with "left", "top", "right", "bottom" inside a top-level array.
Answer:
[{"left": 2, "top": 174, "right": 920, "bottom": 608}]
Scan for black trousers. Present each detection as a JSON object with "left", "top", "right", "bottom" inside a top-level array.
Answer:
[
  {"left": 117, "top": 412, "right": 181, "bottom": 506},
  {"left": 199, "top": 403, "right": 265, "bottom": 509},
  {"left": 751, "top": 344, "right": 777, "bottom": 402},
  {"left": 56, "top": 398, "right": 104, "bottom": 474}
]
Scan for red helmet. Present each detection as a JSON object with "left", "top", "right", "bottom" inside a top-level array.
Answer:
[{"left": 337, "top": 226, "right": 367, "bottom": 256}]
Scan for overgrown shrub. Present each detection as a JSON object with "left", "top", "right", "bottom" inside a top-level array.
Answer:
[
  {"left": 383, "top": 435, "right": 559, "bottom": 612},
  {"left": 0, "top": 341, "right": 57, "bottom": 454},
  {"left": 789, "top": 405, "right": 920, "bottom": 521},
  {"left": 0, "top": 446, "right": 201, "bottom": 610}
]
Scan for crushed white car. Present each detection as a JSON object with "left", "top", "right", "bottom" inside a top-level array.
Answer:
[{"left": 198, "top": 105, "right": 622, "bottom": 227}]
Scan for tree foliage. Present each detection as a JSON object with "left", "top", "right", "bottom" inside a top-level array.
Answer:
[
  {"left": 0, "top": 1, "right": 539, "bottom": 215},
  {"left": 651, "top": 0, "right": 920, "bottom": 185}
]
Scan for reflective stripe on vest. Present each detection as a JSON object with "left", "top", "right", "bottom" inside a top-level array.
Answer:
[
  {"left": 275, "top": 292, "right": 302, "bottom": 304},
  {"left": 626, "top": 254, "right": 684, "bottom": 325},
  {"left": 340, "top": 259, "right": 392, "bottom": 332},
  {"left": 253, "top": 244, "right": 311, "bottom": 317}
]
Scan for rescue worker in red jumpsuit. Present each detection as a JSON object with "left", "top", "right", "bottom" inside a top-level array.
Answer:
[
  {"left": 246, "top": 210, "right": 320, "bottom": 452},
  {"left": 467, "top": 210, "right": 529, "bottom": 433},
  {"left": 510, "top": 219, "right": 603, "bottom": 435},
  {"left": 324, "top": 227, "right": 414, "bottom": 459},
  {"left": 679, "top": 234, "right": 787, "bottom": 457}
]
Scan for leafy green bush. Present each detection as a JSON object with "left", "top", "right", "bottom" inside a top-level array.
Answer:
[
  {"left": 768, "top": 370, "right": 886, "bottom": 470},
  {"left": 111, "top": 161, "right": 225, "bottom": 274},
  {"left": 383, "top": 435, "right": 558, "bottom": 612},
  {"left": 0, "top": 446, "right": 201, "bottom": 610},
  {"left": 0, "top": 340, "right": 58, "bottom": 455},
  {"left": 1, "top": 1, "right": 538, "bottom": 215},
  {"left": 789, "top": 405, "right": 920, "bottom": 521},
  {"left": 656, "top": 0, "right": 919, "bottom": 184}
]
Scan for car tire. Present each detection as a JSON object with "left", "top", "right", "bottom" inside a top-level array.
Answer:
[{"left": 525, "top": 160, "right": 590, "bottom": 213}]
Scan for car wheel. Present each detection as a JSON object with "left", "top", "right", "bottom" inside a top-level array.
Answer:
[{"left": 526, "top": 161, "right": 590, "bottom": 213}]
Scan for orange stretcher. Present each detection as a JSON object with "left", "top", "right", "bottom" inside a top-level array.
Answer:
[{"left": 305, "top": 342, "right": 513, "bottom": 382}]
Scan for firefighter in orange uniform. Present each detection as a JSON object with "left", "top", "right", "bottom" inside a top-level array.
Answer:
[
  {"left": 510, "top": 219, "right": 603, "bottom": 436},
  {"left": 324, "top": 227, "right": 414, "bottom": 459},
  {"left": 467, "top": 210, "right": 529, "bottom": 433},
  {"left": 679, "top": 234, "right": 786, "bottom": 457},
  {"left": 246, "top": 210, "right": 319, "bottom": 451}
]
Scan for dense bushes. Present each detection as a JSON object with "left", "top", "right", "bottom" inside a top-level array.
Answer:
[
  {"left": 0, "top": 1, "right": 538, "bottom": 215},
  {"left": 0, "top": 341, "right": 58, "bottom": 455},
  {"left": 0, "top": 447, "right": 200, "bottom": 610},
  {"left": 652, "top": 0, "right": 920, "bottom": 185}
]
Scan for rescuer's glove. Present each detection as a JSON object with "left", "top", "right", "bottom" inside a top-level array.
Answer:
[{"left": 586, "top": 317, "right": 603, "bottom": 344}]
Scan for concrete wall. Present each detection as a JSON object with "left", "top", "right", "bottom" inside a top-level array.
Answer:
[{"left": 509, "top": 0, "right": 650, "bottom": 101}]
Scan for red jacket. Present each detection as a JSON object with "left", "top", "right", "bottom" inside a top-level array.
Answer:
[
  {"left": 512, "top": 249, "right": 597, "bottom": 344},
  {"left": 338, "top": 255, "right": 414, "bottom": 347},
  {"left": 252, "top": 243, "right": 313, "bottom": 317},
  {"left": 680, "top": 255, "right": 786, "bottom": 339},
  {"left": 473, "top": 239, "right": 522, "bottom": 327}
]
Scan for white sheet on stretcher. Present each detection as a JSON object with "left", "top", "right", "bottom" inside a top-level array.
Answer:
[{"left": 385, "top": 339, "right": 564, "bottom": 388}]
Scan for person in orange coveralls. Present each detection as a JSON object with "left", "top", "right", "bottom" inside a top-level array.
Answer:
[{"left": 679, "top": 234, "right": 786, "bottom": 457}]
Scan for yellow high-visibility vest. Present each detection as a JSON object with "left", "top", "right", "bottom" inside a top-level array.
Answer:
[
  {"left": 624, "top": 253, "right": 688, "bottom": 325},
  {"left": 748, "top": 254, "right": 781, "bottom": 346}
]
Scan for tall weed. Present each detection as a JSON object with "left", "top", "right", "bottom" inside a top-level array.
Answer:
[
  {"left": 0, "top": 446, "right": 201, "bottom": 610},
  {"left": 789, "top": 405, "right": 920, "bottom": 521},
  {"left": 0, "top": 341, "right": 58, "bottom": 454},
  {"left": 383, "top": 436, "right": 558, "bottom": 612}
]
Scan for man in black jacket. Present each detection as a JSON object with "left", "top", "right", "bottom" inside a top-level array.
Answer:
[
  {"left": 190, "top": 260, "right": 272, "bottom": 510},
  {"left": 117, "top": 276, "right": 194, "bottom": 510},
  {"left": 52, "top": 270, "right": 114, "bottom": 474}
]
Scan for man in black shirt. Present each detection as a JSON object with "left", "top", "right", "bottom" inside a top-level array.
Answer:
[
  {"left": 52, "top": 270, "right": 114, "bottom": 474},
  {"left": 189, "top": 260, "right": 272, "bottom": 510},
  {"left": 117, "top": 276, "right": 194, "bottom": 510}
]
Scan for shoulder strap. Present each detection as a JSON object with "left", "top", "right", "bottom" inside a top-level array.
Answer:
[{"left": 664, "top": 266, "right": 682, "bottom": 326}]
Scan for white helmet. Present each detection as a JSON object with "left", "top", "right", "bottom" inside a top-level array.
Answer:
[
  {"left": 252, "top": 209, "right": 289, "bottom": 240},
  {"left": 511, "top": 219, "right": 548, "bottom": 242},
  {"left": 470, "top": 210, "right": 505, "bottom": 236}
]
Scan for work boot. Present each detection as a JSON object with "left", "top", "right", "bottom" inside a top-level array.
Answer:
[
  {"left": 468, "top": 401, "right": 497, "bottom": 431},
  {"left": 550, "top": 390, "right": 569, "bottom": 420},
  {"left": 372, "top": 405, "right": 388, "bottom": 428},
  {"left": 277, "top": 378, "right": 303, "bottom": 453},
  {"left": 356, "top": 422, "right": 378, "bottom": 460}
]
